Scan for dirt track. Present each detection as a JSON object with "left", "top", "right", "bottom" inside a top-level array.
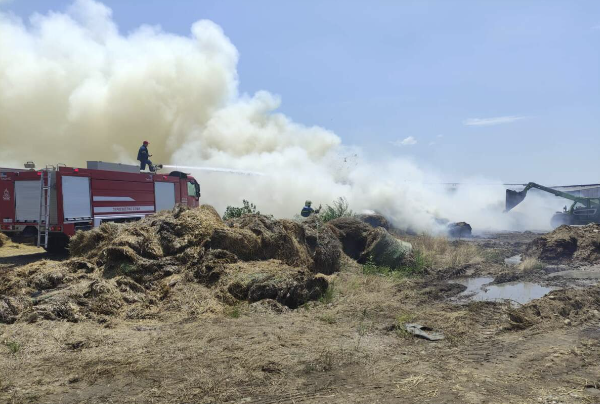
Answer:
[{"left": 1, "top": 232, "right": 600, "bottom": 404}]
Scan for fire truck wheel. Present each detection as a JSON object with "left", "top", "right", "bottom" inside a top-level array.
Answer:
[{"left": 45, "top": 234, "right": 69, "bottom": 255}]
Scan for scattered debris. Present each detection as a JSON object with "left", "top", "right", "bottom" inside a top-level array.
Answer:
[
  {"left": 403, "top": 323, "right": 445, "bottom": 341},
  {"left": 447, "top": 222, "right": 472, "bottom": 238},
  {"left": 524, "top": 224, "right": 600, "bottom": 264}
]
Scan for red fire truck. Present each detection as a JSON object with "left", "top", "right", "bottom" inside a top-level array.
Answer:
[{"left": 0, "top": 161, "right": 200, "bottom": 251}]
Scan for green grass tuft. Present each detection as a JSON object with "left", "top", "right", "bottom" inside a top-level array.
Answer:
[
  {"left": 319, "top": 282, "right": 336, "bottom": 304},
  {"left": 362, "top": 252, "right": 427, "bottom": 278},
  {"left": 225, "top": 305, "right": 242, "bottom": 318},
  {"left": 4, "top": 341, "right": 20, "bottom": 354}
]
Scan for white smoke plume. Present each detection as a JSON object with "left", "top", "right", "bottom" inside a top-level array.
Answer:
[{"left": 0, "top": 0, "right": 561, "bottom": 232}]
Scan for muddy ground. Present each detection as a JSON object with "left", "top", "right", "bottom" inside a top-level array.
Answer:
[{"left": 1, "top": 231, "right": 600, "bottom": 404}]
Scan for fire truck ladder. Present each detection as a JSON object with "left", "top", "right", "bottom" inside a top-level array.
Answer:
[{"left": 37, "top": 170, "right": 52, "bottom": 249}]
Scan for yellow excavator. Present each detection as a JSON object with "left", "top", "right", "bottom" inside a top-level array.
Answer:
[{"left": 506, "top": 182, "right": 600, "bottom": 227}]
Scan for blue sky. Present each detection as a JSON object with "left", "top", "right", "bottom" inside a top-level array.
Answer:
[{"left": 3, "top": 0, "right": 599, "bottom": 185}]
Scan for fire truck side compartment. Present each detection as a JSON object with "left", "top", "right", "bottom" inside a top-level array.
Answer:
[
  {"left": 62, "top": 176, "right": 92, "bottom": 221},
  {"left": 155, "top": 182, "right": 176, "bottom": 212},
  {"left": 14, "top": 180, "right": 42, "bottom": 222}
]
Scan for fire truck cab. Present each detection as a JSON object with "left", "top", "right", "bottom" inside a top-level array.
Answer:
[{"left": 0, "top": 161, "right": 200, "bottom": 252}]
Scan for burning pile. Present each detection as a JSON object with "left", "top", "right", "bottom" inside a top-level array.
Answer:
[
  {"left": 0, "top": 206, "right": 417, "bottom": 324},
  {"left": 0, "top": 206, "right": 342, "bottom": 323}
]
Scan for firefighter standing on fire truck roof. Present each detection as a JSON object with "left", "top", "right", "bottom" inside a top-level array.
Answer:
[{"left": 137, "top": 141, "right": 155, "bottom": 172}]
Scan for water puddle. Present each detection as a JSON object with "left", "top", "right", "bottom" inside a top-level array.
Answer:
[
  {"left": 454, "top": 277, "right": 554, "bottom": 305},
  {"left": 504, "top": 254, "right": 522, "bottom": 266}
]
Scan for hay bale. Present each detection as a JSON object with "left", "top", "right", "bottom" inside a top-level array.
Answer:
[
  {"left": 328, "top": 217, "right": 411, "bottom": 268},
  {"left": 327, "top": 217, "right": 372, "bottom": 259},
  {"left": 448, "top": 222, "right": 472, "bottom": 238},
  {"left": 361, "top": 227, "right": 412, "bottom": 268},
  {"left": 356, "top": 213, "right": 391, "bottom": 230},
  {"left": 0, "top": 232, "right": 9, "bottom": 248}
]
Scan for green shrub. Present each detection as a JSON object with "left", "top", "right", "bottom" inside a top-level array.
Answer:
[
  {"left": 320, "top": 197, "right": 354, "bottom": 223},
  {"left": 223, "top": 200, "right": 260, "bottom": 220}
]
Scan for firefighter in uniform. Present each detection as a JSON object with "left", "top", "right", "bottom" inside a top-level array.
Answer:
[
  {"left": 300, "top": 200, "right": 321, "bottom": 217},
  {"left": 137, "top": 141, "right": 155, "bottom": 172}
]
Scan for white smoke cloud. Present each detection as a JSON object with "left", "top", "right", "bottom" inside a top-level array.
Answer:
[
  {"left": 0, "top": 1, "right": 237, "bottom": 165},
  {"left": 0, "top": 0, "right": 558, "bottom": 232}
]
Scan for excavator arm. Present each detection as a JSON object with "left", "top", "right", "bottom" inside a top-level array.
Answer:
[{"left": 505, "top": 182, "right": 599, "bottom": 212}]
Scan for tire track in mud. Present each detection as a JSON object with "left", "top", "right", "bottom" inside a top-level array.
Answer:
[
  {"left": 460, "top": 325, "right": 527, "bottom": 366},
  {"left": 227, "top": 369, "right": 398, "bottom": 404},
  {"left": 226, "top": 390, "right": 335, "bottom": 404}
]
